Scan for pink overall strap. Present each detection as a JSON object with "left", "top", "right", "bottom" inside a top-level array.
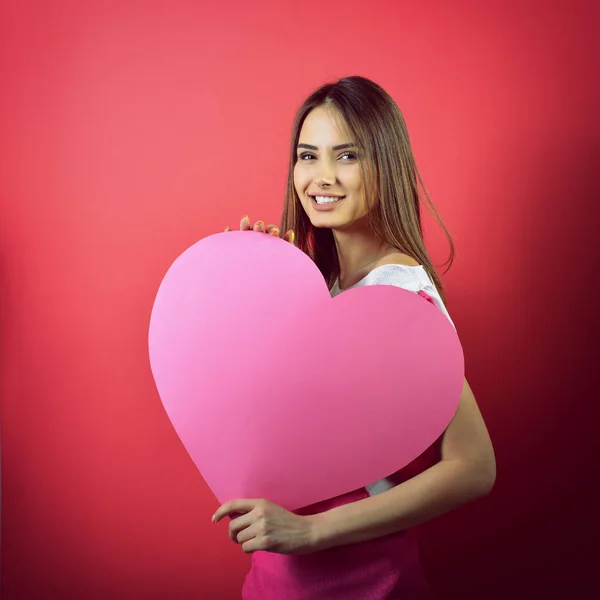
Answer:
[{"left": 417, "top": 289, "right": 435, "bottom": 305}]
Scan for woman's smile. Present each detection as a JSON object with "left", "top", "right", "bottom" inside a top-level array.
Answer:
[{"left": 310, "top": 194, "right": 347, "bottom": 211}]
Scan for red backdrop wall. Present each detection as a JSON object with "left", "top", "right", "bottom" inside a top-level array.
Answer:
[{"left": 1, "top": 0, "right": 598, "bottom": 598}]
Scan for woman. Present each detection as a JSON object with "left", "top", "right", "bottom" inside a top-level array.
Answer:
[{"left": 214, "top": 76, "right": 496, "bottom": 599}]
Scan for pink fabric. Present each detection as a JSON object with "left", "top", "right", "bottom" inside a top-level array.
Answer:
[
  {"left": 242, "top": 290, "right": 441, "bottom": 599},
  {"left": 242, "top": 435, "right": 442, "bottom": 600},
  {"left": 417, "top": 290, "right": 435, "bottom": 305},
  {"left": 242, "top": 487, "right": 433, "bottom": 600}
]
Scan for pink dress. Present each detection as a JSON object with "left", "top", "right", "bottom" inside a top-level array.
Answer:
[
  {"left": 241, "top": 448, "right": 439, "bottom": 599},
  {"left": 242, "top": 266, "right": 452, "bottom": 599}
]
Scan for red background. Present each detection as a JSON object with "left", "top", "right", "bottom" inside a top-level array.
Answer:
[{"left": 1, "top": 0, "right": 598, "bottom": 598}]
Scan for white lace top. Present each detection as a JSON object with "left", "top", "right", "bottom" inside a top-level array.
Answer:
[{"left": 330, "top": 263, "right": 455, "bottom": 495}]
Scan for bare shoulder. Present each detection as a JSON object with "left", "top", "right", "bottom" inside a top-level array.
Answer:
[{"left": 374, "top": 251, "right": 421, "bottom": 269}]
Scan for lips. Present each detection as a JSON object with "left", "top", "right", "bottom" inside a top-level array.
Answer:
[
  {"left": 309, "top": 194, "right": 346, "bottom": 211},
  {"left": 309, "top": 194, "right": 346, "bottom": 206}
]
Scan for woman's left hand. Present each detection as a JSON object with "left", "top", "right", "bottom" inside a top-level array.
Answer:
[{"left": 212, "top": 498, "right": 319, "bottom": 555}]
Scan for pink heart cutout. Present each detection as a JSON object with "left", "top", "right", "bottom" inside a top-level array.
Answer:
[{"left": 149, "top": 231, "right": 463, "bottom": 511}]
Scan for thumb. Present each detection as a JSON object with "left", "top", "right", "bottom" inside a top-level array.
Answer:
[{"left": 212, "top": 499, "right": 257, "bottom": 523}]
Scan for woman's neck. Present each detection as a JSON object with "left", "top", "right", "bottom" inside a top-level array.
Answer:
[{"left": 333, "top": 227, "right": 393, "bottom": 290}]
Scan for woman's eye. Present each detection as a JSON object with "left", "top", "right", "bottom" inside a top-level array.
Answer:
[
  {"left": 339, "top": 152, "right": 356, "bottom": 160},
  {"left": 299, "top": 153, "right": 316, "bottom": 160}
]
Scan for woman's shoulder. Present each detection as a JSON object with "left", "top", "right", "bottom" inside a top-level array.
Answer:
[
  {"left": 373, "top": 252, "right": 421, "bottom": 269},
  {"left": 360, "top": 264, "right": 425, "bottom": 293},
  {"left": 365, "top": 253, "right": 426, "bottom": 289},
  {"left": 368, "top": 256, "right": 455, "bottom": 328}
]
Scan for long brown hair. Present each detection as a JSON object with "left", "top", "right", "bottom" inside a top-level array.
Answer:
[{"left": 280, "top": 75, "right": 455, "bottom": 302}]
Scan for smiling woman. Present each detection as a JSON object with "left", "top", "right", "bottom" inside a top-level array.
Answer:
[
  {"left": 295, "top": 118, "right": 364, "bottom": 221},
  {"left": 281, "top": 77, "right": 454, "bottom": 294},
  {"left": 217, "top": 76, "right": 496, "bottom": 600}
]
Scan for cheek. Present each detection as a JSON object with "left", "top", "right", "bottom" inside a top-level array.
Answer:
[
  {"left": 353, "top": 169, "right": 365, "bottom": 192},
  {"left": 294, "top": 169, "right": 311, "bottom": 199},
  {"left": 293, "top": 165, "right": 303, "bottom": 194},
  {"left": 348, "top": 172, "right": 369, "bottom": 213},
  {"left": 341, "top": 169, "right": 364, "bottom": 197}
]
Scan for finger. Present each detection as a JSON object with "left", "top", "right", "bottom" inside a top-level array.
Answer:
[
  {"left": 212, "top": 499, "right": 257, "bottom": 523},
  {"left": 224, "top": 226, "right": 231, "bottom": 232},
  {"left": 241, "top": 537, "right": 263, "bottom": 554},
  {"left": 283, "top": 229, "right": 295, "bottom": 244},
  {"left": 265, "top": 224, "right": 280, "bottom": 236},
  {"left": 240, "top": 215, "right": 251, "bottom": 230},
  {"left": 236, "top": 522, "right": 260, "bottom": 546},
  {"left": 229, "top": 512, "right": 254, "bottom": 542},
  {"left": 253, "top": 220, "right": 265, "bottom": 232}
]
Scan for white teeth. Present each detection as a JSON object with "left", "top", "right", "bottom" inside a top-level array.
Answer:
[{"left": 314, "top": 196, "right": 342, "bottom": 204}]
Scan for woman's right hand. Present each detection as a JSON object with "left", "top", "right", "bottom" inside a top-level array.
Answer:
[{"left": 225, "top": 216, "right": 294, "bottom": 244}]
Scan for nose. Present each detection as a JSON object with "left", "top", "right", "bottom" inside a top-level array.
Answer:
[{"left": 314, "top": 159, "right": 337, "bottom": 186}]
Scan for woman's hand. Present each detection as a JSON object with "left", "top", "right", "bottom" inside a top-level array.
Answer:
[
  {"left": 225, "top": 215, "right": 294, "bottom": 244},
  {"left": 212, "top": 498, "right": 319, "bottom": 555}
]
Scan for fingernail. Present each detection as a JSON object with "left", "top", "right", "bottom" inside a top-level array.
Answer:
[
  {"left": 270, "top": 227, "right": 280, "bottom": 236},
  {"left": 224, "top": 226, "right": 230, "bottom": 232},
  {"left": 287, "top": 229, "right": 295, "bottom": 244},
  {"left": 242, "top": 215, "right": 249, "bottom": 220},
  {"left": 255, "top": 220, "right": 264, "bottom": 230},
  {"left": 211, "top": 514, "right": 216, "bottom": 522}
]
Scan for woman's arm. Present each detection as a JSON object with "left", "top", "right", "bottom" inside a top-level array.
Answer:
[
  {"left": 213, "top": 378, "right": 496, "bottom": 555},
  {"left": 309, "top": 378, "right": 496, "bottom": 551}
]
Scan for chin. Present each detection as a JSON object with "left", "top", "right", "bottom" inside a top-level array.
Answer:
[
  {"left": 311, "top": 211, "right": 366, "bottom": 231},
  {"left": 308, "top": 214, "right": 347, "bottom": 229}
]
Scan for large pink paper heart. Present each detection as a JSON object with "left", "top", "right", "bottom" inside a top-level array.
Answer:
[{"left": 149, "top": 231, "right": 463, "bottom": 511}]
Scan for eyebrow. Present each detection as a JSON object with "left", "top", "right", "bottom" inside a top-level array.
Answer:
[{"left": 297, "top": 143, "right": 357, "bottom": 151}]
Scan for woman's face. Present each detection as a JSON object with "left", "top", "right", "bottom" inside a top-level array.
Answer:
[{"left": 294, "top": 106, "right": 368, "bottom": 230}]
